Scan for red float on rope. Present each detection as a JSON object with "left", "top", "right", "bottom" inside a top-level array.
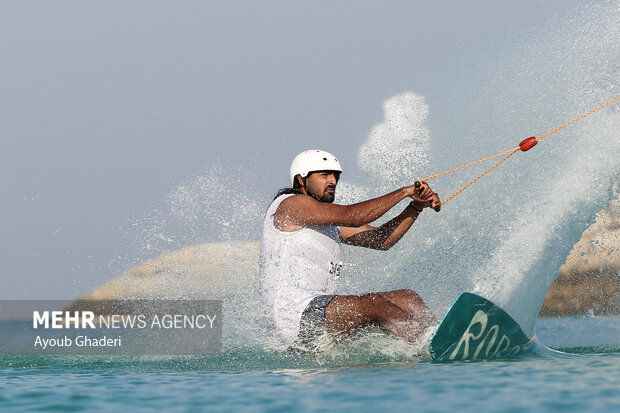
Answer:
[{"left": 519, "top": 136, "right": 538, "bottom": 151}]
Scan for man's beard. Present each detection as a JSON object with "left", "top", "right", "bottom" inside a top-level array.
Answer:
[{"left": 309, "top": 188, "right": 335, "bottom": 203}]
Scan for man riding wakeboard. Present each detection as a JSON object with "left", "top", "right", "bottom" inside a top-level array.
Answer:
[{"left": 259, "top": 149, "right": 440, "bottom": 350}]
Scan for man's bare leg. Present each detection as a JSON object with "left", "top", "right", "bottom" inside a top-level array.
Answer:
[
  {"left": 324, "top": 289, "right": 437, "bottom": 343},
  {"left": 375, "top": 289, "right": 438, "bottom": 328}
]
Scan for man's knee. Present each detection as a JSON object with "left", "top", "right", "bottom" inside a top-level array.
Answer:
[
  {"left": 401, "top": 289, "right": 424, "bottom": 303},
  {"left": 395, "top": 288, "right": 419, "bottom": 297},
  {"left": 382, "top": 289, "right": 424, "bottom": 304}
]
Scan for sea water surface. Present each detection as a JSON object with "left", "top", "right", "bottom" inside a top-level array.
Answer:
[{"left": 1, "top": 316, "right": 619, "bottom": 412}]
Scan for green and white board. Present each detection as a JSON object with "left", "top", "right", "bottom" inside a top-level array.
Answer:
[{"left": 429, "top": 292, "right": 532, "bottom": 361}]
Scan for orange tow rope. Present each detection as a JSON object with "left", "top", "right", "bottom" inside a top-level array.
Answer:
[{"left": 415, "top": 96, "right": 620, "bottom": 207}]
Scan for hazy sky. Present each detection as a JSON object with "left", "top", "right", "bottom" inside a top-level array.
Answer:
[{"left": 1, "top": 1, "right": 589, "bottom": 299}]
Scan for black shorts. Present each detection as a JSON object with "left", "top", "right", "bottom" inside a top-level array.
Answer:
[{"left": 297, "top": 294, "right": 336, "bottom": 349}]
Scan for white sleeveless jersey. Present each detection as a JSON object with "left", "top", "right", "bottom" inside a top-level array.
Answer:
[{"left": 259, "top": 194, "right": 343, "bottom": 346}]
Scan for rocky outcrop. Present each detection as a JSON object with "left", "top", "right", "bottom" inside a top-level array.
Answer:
[
  {"left": 80, "top": 241, "right": 260, "bottom": 301},
  {"left": 539, "top": 182, "right": 619, "bottom": 316}
]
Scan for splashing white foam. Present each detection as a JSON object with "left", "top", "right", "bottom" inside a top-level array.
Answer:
[
  {"left": 168, "top": 166, "right": 264, "bottom": 242},
  {"left": 358, "top": 92, "right": 430, "bottom": 189},
  {"left": 133, "top": 165, "right": 265, "bottom": 258},
  {"left": 334, "top": 180, "right": 369, "bottom": 205},
  {"left": 463, "top": 2, "right": 620, "bottom": 335}
]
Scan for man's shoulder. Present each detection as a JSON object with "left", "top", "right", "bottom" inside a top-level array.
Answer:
[
  {"left": 268, "top": 193, "right": 302, "bottom": 218},
  {"left": 271, "top": 192, "right": 300, "bottom": 207}
]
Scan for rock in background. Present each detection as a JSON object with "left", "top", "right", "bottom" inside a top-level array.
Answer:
[
  {"left": 539, "top": 182, "right": 619, "bottom": 317},
  {"left": 80, "top": 241, "right": 260, "bottom": 301}
]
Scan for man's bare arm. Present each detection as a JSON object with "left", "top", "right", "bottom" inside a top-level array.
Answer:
[
  {"left": 274, "top": 187, "right": 415, "bottom": 231},
  {"left": 340, "top": 203, "right": 422, "bottom": 250}
]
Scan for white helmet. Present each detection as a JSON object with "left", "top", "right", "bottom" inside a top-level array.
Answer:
[{"left": 289, "top": 149, "right": 342, "bottom": 186}]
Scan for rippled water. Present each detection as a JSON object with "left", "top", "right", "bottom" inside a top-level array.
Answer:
[{"left": 1, "top": 317, "right": 618, "bottom": 412}]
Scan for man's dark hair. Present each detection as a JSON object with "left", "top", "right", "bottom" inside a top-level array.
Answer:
[{"left": 273, "top": 175, "right": 304, "bottom": 200}]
